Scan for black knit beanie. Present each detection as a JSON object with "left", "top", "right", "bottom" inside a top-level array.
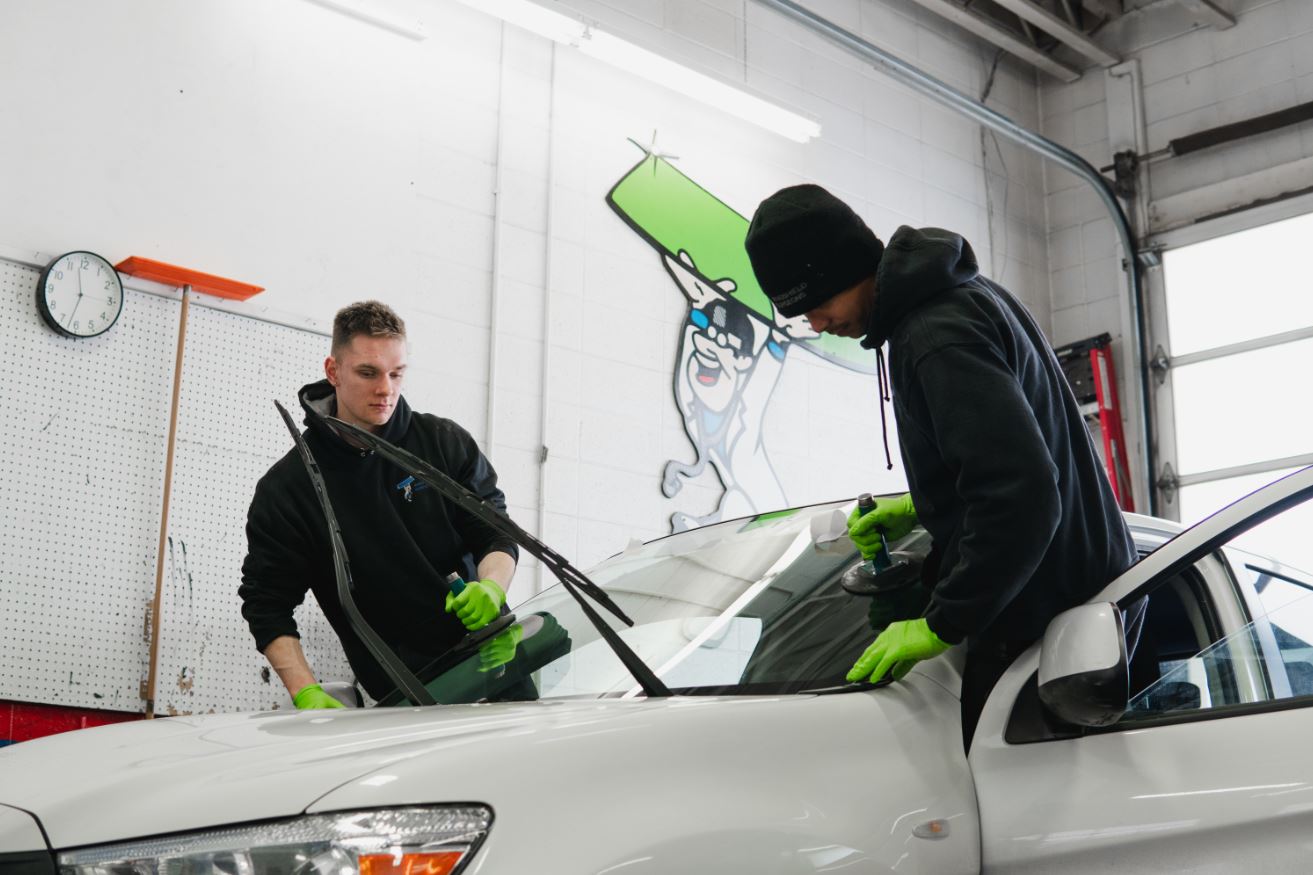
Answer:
[{"left": 744, "top": 184, "right": 884, "bottom": 318}]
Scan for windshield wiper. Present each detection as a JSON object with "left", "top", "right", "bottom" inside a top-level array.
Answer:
[
  {"left": 319, "top": 413, "right": 673, "bottom": 699},
  {"left": 274, "top": 402, "right": 437, "bottom": 706}
]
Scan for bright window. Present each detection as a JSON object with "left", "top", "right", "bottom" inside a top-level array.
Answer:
[
  {"left": 1171, "top": 340, "right": 1313, "bottom": 473},
  {"left": 1161, "top": 210, "right": 1313, "bottom": 560},
  {"left": 1163, "top": 211, "right": 1313, "bottom": 356},
  {"left": 1177, "top": 468, "right": 1302, "bottom": 527}
]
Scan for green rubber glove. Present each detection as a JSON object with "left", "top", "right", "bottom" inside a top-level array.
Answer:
[
  {"left": 847, "top": 493, "right": 918, "bottom": 559},
  {"left": 846, "top": 618, "right": 951, "bottom": 684},
  {"left": 478, "top": 623, "right": 524, "bottom": 673},
  {"left": 445, "top": 578, "right": 506, "bottom": 631},
  {"left": 293, "top": 683, "right": 345, "bottom": 710}
]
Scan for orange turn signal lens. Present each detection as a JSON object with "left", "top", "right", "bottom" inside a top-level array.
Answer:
[{"left": 359, "top": 851, "right": 466, "bottom": 875}]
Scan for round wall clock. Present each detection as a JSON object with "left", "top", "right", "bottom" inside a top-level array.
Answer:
[{"left": 36, "top": 251, "right": 124, "bottom": 338}]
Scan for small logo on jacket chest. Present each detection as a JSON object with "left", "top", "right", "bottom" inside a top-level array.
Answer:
[{"left": 395, "top": 475, "right": 429, "bottom": 502}]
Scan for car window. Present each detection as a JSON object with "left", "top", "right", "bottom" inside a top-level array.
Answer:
[
  {"left": 1242, "top": 565, "right": 1313, "bottom": 697},
  {"left": 378, "top": 502, "right": 937, "bottom": 706},
  {"left": 1124, "top": 562, "right": 1264, "bottom": 718},
  {"left": 1126, "top": 503, "right": 1313, "bottom": 721}
]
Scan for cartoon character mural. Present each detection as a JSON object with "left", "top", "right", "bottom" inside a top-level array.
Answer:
[{"left": 607, "top": 148, "right": 877, "bottom": 532}]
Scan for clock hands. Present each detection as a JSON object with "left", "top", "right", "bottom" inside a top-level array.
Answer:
[{"left": 67, "top": 266, "right": 87, "bottom": 328}]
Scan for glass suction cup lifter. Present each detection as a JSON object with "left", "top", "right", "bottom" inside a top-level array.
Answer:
[{"left": 841, "top": 493, "right": 919, "bottom": 597}]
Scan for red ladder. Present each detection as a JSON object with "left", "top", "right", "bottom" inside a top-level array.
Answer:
[{"left": 1055, "top": 333, "right": 1136, "bottom": 513}]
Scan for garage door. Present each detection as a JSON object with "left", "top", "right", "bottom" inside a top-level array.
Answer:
[{"left": 1154, "top": 208, "right": 1313, "bottom": 571}]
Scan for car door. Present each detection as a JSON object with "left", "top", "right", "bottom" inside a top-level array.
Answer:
[{"left": 967, "top": 465, "right": 1313, "bottom": 873}]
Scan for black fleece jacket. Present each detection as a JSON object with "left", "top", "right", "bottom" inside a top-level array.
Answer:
[
  {"left": 239, "top": 380, "right": 519, "bottom": 697},
  {"left": 862, "top": 227, "right": 1136, "bottom": 648}
]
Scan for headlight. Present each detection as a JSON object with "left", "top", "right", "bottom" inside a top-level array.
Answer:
[{"left": 57, "top": 807, "right": 491, "bottom": 875}]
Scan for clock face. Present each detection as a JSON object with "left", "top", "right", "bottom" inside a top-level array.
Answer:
[{"left": 37, "top": 251, "right": 124, "bottom": 338}]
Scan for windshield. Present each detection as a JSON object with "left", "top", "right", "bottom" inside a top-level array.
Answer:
[{"left": 380, "top": 501, "right": 934, "bottom": 706}]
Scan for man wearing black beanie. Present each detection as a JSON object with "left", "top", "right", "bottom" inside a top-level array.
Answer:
[{"left": 745, "top": 184, "right": 1138, "bottom": 750}]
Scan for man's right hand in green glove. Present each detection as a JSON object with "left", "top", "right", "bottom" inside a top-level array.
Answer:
[
  {"left": 847, "top": 493, "right": 918, "bottom": 558},
  {"left": 293, "top": 683, "right": 345, "bottom": 710},
  {"left": 846, "top": 618, "right": 951, "bottom": 684},
  {"left": 445, "top": 578, "right": 506, "bottom": 631}
]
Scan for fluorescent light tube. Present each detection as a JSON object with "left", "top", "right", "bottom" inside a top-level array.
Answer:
[
  {"left": 448, "top": 0, "right": 819, "bottom": 142},
  {"left": 304, "top": 0, "right": 428, "bottom": 40},
  {"left": 472, "top": 0, "right": 587, "bottom": 44},
  {"left": 580, "top": 30, "right": 820, "bottom": 142}
]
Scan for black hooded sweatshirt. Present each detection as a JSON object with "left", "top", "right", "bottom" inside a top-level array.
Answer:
[
  {"left": 862, "top": 227, "right": 1136, "bottom": 649},
  {"left": 239, "top": 380, "right": 519, "bottom": 697}
]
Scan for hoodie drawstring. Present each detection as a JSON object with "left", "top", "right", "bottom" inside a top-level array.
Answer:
[{"left": 876, "top": 346, "right": 893, "bottom": 471}]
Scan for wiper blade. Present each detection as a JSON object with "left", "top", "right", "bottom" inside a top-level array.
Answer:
[
  {"left": 274, "top": 401, "right": 436, "bottom": 706},
  {"left": 799, "top": 679, "right": 894, "bottom": 694},
  {"left": 321, "top": 413, "right": 673, "bottom": 699}
]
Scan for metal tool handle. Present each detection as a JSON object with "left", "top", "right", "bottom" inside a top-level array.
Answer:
[{"left": 855, "top": 493, "right": 892, "bottom": 572}]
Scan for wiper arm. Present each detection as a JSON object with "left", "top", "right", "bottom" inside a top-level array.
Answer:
[
  {"left": 321, "top": 414, "right": 673, "bottom": 699},
  {"left": 274, "top": 401, "right": 436, "bottom": 706}
]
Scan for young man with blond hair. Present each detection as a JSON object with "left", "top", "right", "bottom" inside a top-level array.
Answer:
[{"left": 240, "top": 300, "right": 517, "bottom": 708}]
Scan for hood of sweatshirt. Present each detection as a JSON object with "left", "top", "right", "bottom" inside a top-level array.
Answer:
[
  {"left": 861, "top": 226, "right": 981, "bottom": 350},
  {"left": 298, "top": 378, "right": 413, "bottom": 459}
]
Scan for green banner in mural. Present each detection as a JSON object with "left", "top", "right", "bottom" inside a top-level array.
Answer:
[
  {"left": 606, "top": 151, "right": 875, "bottom": 374},
  {"left": 605, "top": 146, "right": 882, "bottom": 533}
]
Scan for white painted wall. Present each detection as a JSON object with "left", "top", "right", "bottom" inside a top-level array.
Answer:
[
  {"left": 1037, "top": 0, "right": 1313, "bottom": 512},
  {"left": 1034, "top": 0, "right": 1313, "bottom": 344},
  {"left": 1, "top": 0, "right": 1051, "bottom": 653},
  {"left": 11, "top": 0, "right": 1303, "bottom": 710},
  {"left": 1040, "top": 0, "right": 1313, "bottom": 351},
  {"left": 529, "top": 0, "right": 1053, "bottom": 578}
]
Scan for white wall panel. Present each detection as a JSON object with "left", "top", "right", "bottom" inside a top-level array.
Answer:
[
  {"left": 153, "top": 305, "right": 349, "bottom": 716},
  {"left": 1, "top": 0, "right": 1060, "bottom": 709},
  {"left": 0, "top": 258, "right": 177, "bottom": 711},
  {"left": 1037, "top": 0, "right": 1313, "bottom": 489}
]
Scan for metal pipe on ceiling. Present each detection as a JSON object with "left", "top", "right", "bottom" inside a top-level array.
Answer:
[{"left": 751, "top": 0, "right": 1157, "bottom": 514}]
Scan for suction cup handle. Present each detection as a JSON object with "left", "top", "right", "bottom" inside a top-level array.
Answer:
[{"left": 854, "top": 493, "right": 891, "bottom": 571}]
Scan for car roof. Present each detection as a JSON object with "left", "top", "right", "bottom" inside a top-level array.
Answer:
[
  {"left": 1125, "top": 511, "right": 1183, "bottom": 539},
  {"left": 1124, "top": 512, "right": 1183, "bottom": 554}
]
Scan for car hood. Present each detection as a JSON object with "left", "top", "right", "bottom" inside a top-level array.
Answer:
[
  {"left": 0, "top": 660, "right": 967, "bottom": 856},
  {"left": 0, "top": 698, "right": 683, "bottom": 849}
]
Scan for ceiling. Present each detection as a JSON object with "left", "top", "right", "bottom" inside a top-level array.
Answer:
[{"left": 896, "top": 0, "right": 1234, "bottom": 82}]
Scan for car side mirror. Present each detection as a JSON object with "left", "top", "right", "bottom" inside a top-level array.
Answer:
[{"left": 1038, "top": 602, "right": 1128, "bottom": 727}]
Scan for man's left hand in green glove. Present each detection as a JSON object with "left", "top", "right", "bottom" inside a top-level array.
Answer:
[
  {"left": 846, "top": 618, "right": 951, "bottom": 684},
  {"left": 293, "top": 683, "right": 346, "bottom": 710},
  {"left": 445, "top": 578, "right": 506, "bottom": 631},
  {"left": 478, "top": 623, "right": 523, "bottom": 673}
]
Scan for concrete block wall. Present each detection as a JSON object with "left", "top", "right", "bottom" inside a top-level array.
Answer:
[
  {"left": 1037, "top": 69, "right": 1123, "bottom": 351},
  {"left": 1, "top": 0, "right": 1052, "bottom": 617},
  {"left": 1040, "top": 0, "right": 1313, "bottom": 349},
  {"left": 1121, "top": 0, "right": 1313, "bottom": 203},
  {"left": 1036, "top": 0, "right": 1313, "bottom": 513},
  {"left": 513, "top": 0, "right": 1055, "bottom": 580}
]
